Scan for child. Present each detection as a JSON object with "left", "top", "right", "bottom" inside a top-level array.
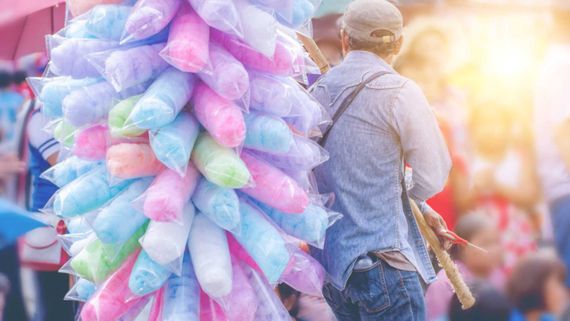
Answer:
[
  {"left": 0, "top": 273, "right": 10, "bottom": 321},
  {"left": 449, "top": 282, "right": 512, "bottom": 321},
  {"left": 426, "top": 213, "right": 505, "bottom": 321}
]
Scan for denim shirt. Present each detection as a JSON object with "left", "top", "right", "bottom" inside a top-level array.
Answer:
[{"left": 309, "top": 51, "right": 451, "bottom": 290}]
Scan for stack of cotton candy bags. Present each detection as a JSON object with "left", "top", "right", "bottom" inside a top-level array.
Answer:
[{"left": 34, "top": 0, "right": 339, "bottom": 319}]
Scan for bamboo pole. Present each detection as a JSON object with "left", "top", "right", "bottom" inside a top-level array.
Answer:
[{"left": 296, "top": 32, "right": 331, "bottom": 74}]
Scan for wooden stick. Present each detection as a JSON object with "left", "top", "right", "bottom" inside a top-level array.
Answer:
[
  {"left": 409, "top": 199, "right": 476, "bottom": 309},
  {"left": 296, "top": 32, "right": 331, "bottom": 74}
]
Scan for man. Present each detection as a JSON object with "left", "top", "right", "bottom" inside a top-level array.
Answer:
[
  {"left": 310, "top": 1, "right": 453, "bottom": 320},
  {"left": 534, "top": 1, "right": 570, "bottom": 287}
]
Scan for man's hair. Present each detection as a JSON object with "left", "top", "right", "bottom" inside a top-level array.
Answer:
[
  {"left": 449, "top": 213, "right": 492, "bottom": 260},
  {"left": 0, "top": 274, "right": 10, "bottom": 295},
  {"left": 347, "top": 29, "right": 400, "bottom": 57},
  {"left": 449, "top": 282, "right": 512, "bottom": 321}
]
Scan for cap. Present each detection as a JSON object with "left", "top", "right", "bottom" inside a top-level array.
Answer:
[{"left": 342, "top": 0, "right": 403, "bottom": 44}]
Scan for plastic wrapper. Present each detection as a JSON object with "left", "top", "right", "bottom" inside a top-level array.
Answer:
[
  {"left": 162, "top": 253, "right": 200, "bottom": 321},
  {"left": 49, "top": 36, "right": 119, "bottom": 78},
  {"left": 32, "top": 76, "right": 100, "bottom": 118},
  {"left": 64, "top": 20, "right": 97, "bottom": 39},
  {"left": 240, "top": 152, "right": 309, "bottom": 214},
  {"left": 40, "top": 156, "right": 101, "bottom": 188},
  {"left": 276, "top": 0, "right": 316, "bottom": 29},
  {"left": 242, "top": 263, "right": 291, "bottom": 321},
  {"left": 198, "top": 42, "right": 249, "bottom": 102},
  {"left": 215, "top": 257, "right": 257, "bottom": 321},
  {"left": 188, "top": 0, "right": 242, "bottom": 38},
  {"left": 234, "top": 0, "right": 278, "bottom": 58},
  {"left": 122, "top": 0, "right": 180, "bottom": 43},
  {"left": 192, "top": 83, "right": 246, "bottom": 148},
  {"left": 200, "top": 291, "right": 227, "bottom": 321},
  {"left": 143, "top": 166, "right": 199, "bottom": 222},
  {"left": 67, "top": 0, "right": 126, "bottom": 17},
  {"left": 61, "top": 231, "right": 98, "bottom": 256},
  {"left": 243, "top": 112, "right": 293, "bottom": 154},
  {"left": 128, "top": 68, "right": 196, "bottom": 129},
  {"left": 84, "top": 4, "right": 132, "bottom": 40},
  {"left": 65, "top": 278, "right": 97, "bottom": 302},
  {"left": 249, "top": 73, "right": 293, "bottom": 117},
  {"left": 191, "top": 178, "right": 240, "bottom": 233},
  {"left": 53, "top": 119, "right": 77, "bottom": 147},
  {"left": 80, "top": 251, "right": 147, "bottom": 321},
  {"left": 70, "top": 224, "right": 147, "bottom": 283},
  {"left": 280, "top": 246, "right": 325, "bottom": 296},
  {"left": 92, "top": 179, "right": 151, "bottom": 244},
  {"left": 149, "top": 112, "right": 200, "bottom": 175},
  {"left": 249, "top": 0, "right": 294, "bottom": 24},
  {"left": 107, "top": 143, "right": 166, "bottom": 179},
  {"left": 108, "top": 95, "right": 146, "bottom": 137},
  {"left": 129, "top": 250, "right": 172, "bottom": 296},
  {"left": 189, "top": 214, "right": 232, "bottom": 298},
  {"left": 284, "top": 87, "right": 330, "bottom": 136},
  {"left": 73, "top": 124, "right": 110, "bottom": 161},
  {"left": 231, "top": 198, "right": 290, "bottom": 283},
  {"left": 160, "top": 4, "right": 209, "bottom": 73},
  {"left": 253, "top": 135, "right": 329, "bottom": 170},
  {"left": 88, "top": 43, "right": 169, "bottom": 92},
  {"left": 52, "top": 166, "right": 133, "bottom": 217},
  {"left": 67, "top": 215, "right": 96, "bottom": 234},
  {"left": 140, "top": 203, "right": 194, "bottom": 269}
]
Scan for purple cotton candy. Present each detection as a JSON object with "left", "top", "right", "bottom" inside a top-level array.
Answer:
[
  {"left": 122, "top": 0, "right": 181, "bottom": 43},
  {"left": 50, "top": 37, "right": 119, "bottom": 78},
  {"left": 279, "top": 246, "right": 325, "bottom": 296}
]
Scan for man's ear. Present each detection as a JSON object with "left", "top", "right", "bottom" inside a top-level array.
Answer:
[
  {"left": 394, "top": 36, "right": 404, "bottom": 55},
  {"left": 340, "top": 30, "right": 350, "bottom": 56}
]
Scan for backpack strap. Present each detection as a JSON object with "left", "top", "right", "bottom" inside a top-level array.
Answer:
[{"left": 318, "top": 71, "right": 391, "bottom": 146}]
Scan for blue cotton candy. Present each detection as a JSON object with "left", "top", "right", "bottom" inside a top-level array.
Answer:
[
  {"left": 149, "top": 112, "right": 200, "bottom": 175},
  {"left": 244, "top": 112, "right": 294, "bottom": 154},
  {"left": 129, "top": 250, "right": 172, "bottom": 296},
  {"left": 92, "top": 178, "right": 151, "bottom": 244},
  {"left": 74, "top": 279, "right": 97, "bottom": 301},
  {"left": 129, "top": 68, "right": 196, "bottom": 129},
  {"left": 53, "top": 166, "right": 133, "bottom": 217},
  {"left": 191, "top": 178, "right": 240, "bottom": 232},
  {"left": 85, "top": 5, "right": 132, "bottom": 41},
  {"left": 64, "top": 20, "right": 97, "bottom": 39},
  {"left": 45, "top": 156, "right": 102, "bottom": 188},
  {"left": 39, "top": 77, "right": 100, "bottom": 118},
  {"left": 162, "top": 253, "right": 200, "bottom": 321},
  {"left": 276, "top": 0, "right": 314, "bottom": 28},
  {"left": 232, "top": 198, "right": 290, "bottom": 283}
]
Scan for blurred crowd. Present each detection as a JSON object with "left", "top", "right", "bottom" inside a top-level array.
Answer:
[{"left": 1, "top": 1, "right": 570, "bottom": 321}]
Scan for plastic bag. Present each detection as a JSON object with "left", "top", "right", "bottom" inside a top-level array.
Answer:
[
  {"left": 88, "top": 43, "right": 169, "bottom": 91},
  {"left": 149, "top": 112, "right": 200, "bottom": 176},
  {"left": 63, "top": 20, "right": 97, "bottom": 39},
  {"left": 143, "top": 166, "right": 199, "bottom": 222},
  {"left": 241, "top": 263, "right": 291, "bottom": 321},
  {"left": 284, "top": 86, "right": 330, "bottom": 137},
  {"left": 162, "top": 253, "right": 200, "bottom": 321},
  {"left": 106, "top": 143, "right": 166, "bottom": 179},
  {"left": 53, "top": 119, "right": 77, "bottom": 147},
  {"left": 214, "top": 257, "right": 256, "bottom": 321},
  {"left": 41, "top": 156, "right": 102, "bottom": 188},
  {"left": 121, "top": 0, "right": 181, "bottom": 43},
  {"left": 191, "top": 134, "right": 250, "bottom": 189},
  {"left": 48, "top": 36, "right": 119, "bottom": 78},
  {"left": 108, "top": 95, "right": 146, "bottom": 138},
  {"left": 249, "top": 0, "right": 294, "bottom": 25},
  {"left": 188, "top": 0, "right": 242, "bottom": 38},
  {"left": 91, "top": 178, "right": 151, "bottom": 244},
  {"left": 80, "top": 251, "right": 147, "bottom": 321},
  {"left": 84, "top": 4, "right": 133, "bottom": 41},
  {"left": 234, "top": 0, "right": 278, "bottom": 58},
  {"left": 140, "top": 203, "right": 194, "bottom": 270},
  {"left": 52, "top": 166, "right": 133, "bottom": 217},
  {"left": 197, "top": 43, "right": 249, "bottom": 102},
  {"left": 279, "top": 245, "right": 325, "bottom": 296},
  {"left": 249, "top": 73, "right": 294, "bottom": 117},
  {"left": 231, "top": 198, "right": 290, "bottom": 284},
  {"left": 243, "top": 112, "right": 294, "bottom": 154},
  {"left": 67, "top": 0, "right": 126, "bottom": 17},
  {"left": 65, "top": 278, "right": 97, "bottom": 302},
  {"left": 31, "top": 76, "right": 100, "bottom": 118},
  {"left": 200, "top": 290, "right": 227, "bottom": 321},
  {"left": 191, "top": 178, "right": 241, "bottom": 233},
  {"left": 128, "top": 68, "right": 196, "bottom": 129},
  {"left": 73, "top": 124, "right": 110, "bottom": 161},
  {"left": 276, "top": 0, "right": 317, "bottom": 29},
  {"left": 189, "top": 214, "right": 232, "bottom": 298},
  {"left": 70, "top": 224, "right": 146, "bottom": 283},
  {"left": 253, "top": 135, "right": 329, "bottom": 170},
  {"left": 160, "top": 4, "right": 209, "bottom": 73},
  {"left": 129, "top": 250, "right": 172, "bottom": 296},
  {"left": 192, "top": 82, "right": 246, "bottom": 148},
  {"left": 240, "top": 152, "right": 309, "bottom": 214}
]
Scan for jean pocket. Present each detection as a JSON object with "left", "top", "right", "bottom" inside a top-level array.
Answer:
[{"left": 348, "top": 262, "right": 391, "bottom": 313}]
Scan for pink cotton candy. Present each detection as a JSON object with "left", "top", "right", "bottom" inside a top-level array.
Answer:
[
  {"left": 144, "top": 165, "right": 199, "bottom": 222},
  {"left": 80, "top": 251, "right": 145, "bottom": 321},
  {"left": 160, "top": 4, "right": 210, "bottom": 73},
  {"left": 240, "top": 152, "right": 309, "bottom": 214},
  {"left": 216, "top": 257, "right": 257, "bottom": 321},
  {"left": 107, "top": 143, "right": 165, "bottom": 179},
  {"left": 73, "top": 124, "right": 109, "bottom": 161},
  {"left": 200, "top": 290, "right": 228, "bottom": 321},
  {"left": 148, "top": 288, "right": 165, "bottom": 321},
  {"left": 193, "top": 83, "right": 246, "bottom": 148}
]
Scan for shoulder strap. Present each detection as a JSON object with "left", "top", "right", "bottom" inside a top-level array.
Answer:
[{"left": 319, "top": 71, "right": 391, "bottom": 146}]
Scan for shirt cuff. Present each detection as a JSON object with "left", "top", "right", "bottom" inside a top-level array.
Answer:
[{"left": 414, "top": 200, "right": 433, "bottom": 215}]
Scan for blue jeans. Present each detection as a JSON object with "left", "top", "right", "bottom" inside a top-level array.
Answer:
[
  {"left": 550, "top": 195, "right": 570, "bottom": 287},
  {"left": 322, "top": 257, "right": 426, "bottom": 321}
]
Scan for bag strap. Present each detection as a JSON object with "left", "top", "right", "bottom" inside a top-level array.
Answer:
[{"left": 319, "top": 71, "right": 391, "bottom": 146}]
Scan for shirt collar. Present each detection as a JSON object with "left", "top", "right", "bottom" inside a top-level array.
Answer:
[{"left": 344, "top": 50, "right": 397, "bottom": 74}]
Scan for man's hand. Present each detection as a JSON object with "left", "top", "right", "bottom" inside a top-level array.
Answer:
[{"left": 424, "top": 208, "right": 456, "bottom": 250}]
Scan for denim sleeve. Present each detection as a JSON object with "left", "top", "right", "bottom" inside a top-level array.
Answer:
[{"left": 391, "top": 80, "right": 452, "bottom": 201}]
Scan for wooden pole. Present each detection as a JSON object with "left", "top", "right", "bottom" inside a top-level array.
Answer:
[{"left": 296, "top": 32, "right": 331, "bottom": 74}]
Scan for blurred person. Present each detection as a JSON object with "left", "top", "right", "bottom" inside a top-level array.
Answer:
[
  {"left": 463, "top": 105, "right": 539, "bottom": 273},
  {"left": 310, "top": 0, "right": 453, "bottom": 320},
  {"left": 507, "top": 253, "right": 568, "bottom": 321},
  {"left": 534, "top": 2, "right": 570, "bottom": 287},
  {"left": 425, "top": 213, "right": 505, "bottom": 321},
  {"left": 0, "top": 153, "right": 26, "bottom": 183},
  {"left": 447, "top": 282, "right": 512, "bottom": 321},
  {"left": 0, "top": 273, "right": 9, "bottom": 321},
  {"left": 0, "top": 71, "right": 24, "bottom": 144}
]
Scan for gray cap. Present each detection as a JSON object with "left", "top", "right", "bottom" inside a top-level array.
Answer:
[{"left": 342, "top": 0, "right": 403, "bottom": 44}]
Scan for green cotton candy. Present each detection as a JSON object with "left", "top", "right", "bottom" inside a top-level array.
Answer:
[
  {"left": 108, "top": 95, "right": 146, "bottom": 138},
  {"left": 70, "top": 223, "right": 148, "bottom": 284},
  {"left": 191, "top": 133, "right": 251, "bottom": 189},
  {"left": 54, "top": 120, "right": 76, "bottom": 147}
]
